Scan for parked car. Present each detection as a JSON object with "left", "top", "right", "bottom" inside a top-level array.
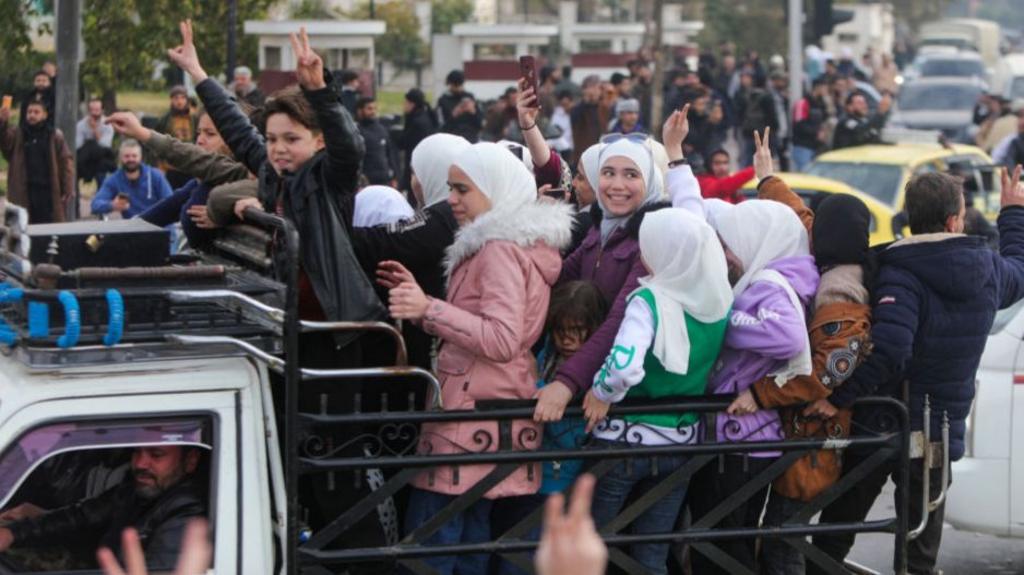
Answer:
[
  {"left": 991, "top": 53, "right": 1024, "bottom": 103},
  {"left": 903, "top": 51, "right": 988, "bottom": 84},
  {"left": 888, "top": 76, "right": 987, "bottom": 142},
  {"left": 947, "top": 297, "right": 1024, "bottom": 537},
  {"left": 740, "top": 173, "right": 897, "bottom": 245},
  {"left": 807, "top": 143, "right": 1002, "bottom": 220}
]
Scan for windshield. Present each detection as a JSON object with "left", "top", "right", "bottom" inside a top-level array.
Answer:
[
  {"left": 919, "top": 59, "right": 984, "bottom": 78},
  {"left": 991, "top": 298, "right": 1024, "bottom": 334},
  {"left": 898, "top": 83, "right": 981, "bottom": 111},
  {"left": 805, "top": 162, "right": 903, "bottom": 206}
]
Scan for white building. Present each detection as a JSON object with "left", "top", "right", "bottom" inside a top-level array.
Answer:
[{"left": 244, "top": 19, "right": 386, "bottom": 72}]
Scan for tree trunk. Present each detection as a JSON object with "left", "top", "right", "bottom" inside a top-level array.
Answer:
[{"left": 650, "top": 0, "right": 666, "bottom": 132}]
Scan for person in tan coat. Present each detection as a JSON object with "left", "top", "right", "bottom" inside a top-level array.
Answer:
[
  {"left": 728, "top": 130, "right": 873, "bottom": 575},
  {"left": 0, "top": 101, "right": 74, "bottom": 223},
  {"left": 382, "top": 141, "right": 572, "bottom": 574}
]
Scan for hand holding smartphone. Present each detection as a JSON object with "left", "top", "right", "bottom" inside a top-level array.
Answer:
[{"left": 519, "top": 56, "right": 539, "bottom": 108}]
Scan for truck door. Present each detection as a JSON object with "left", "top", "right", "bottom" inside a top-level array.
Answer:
[{"left": 0, "top": 391, "right": 240, "bottom": 574}]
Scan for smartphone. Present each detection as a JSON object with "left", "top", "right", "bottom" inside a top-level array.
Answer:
[
  {"left": 543, "top": 187, "right": 566, "bottom": 200},
  {"left": 1, "top": 95, "right": 11, "bottom": 111},
  {"left": 519, "top": 55, "right": 539, "bottom": 108}
]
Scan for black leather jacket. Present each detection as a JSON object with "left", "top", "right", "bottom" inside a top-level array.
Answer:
[
  {"left": 195, "top": 75, "right": 385, "bottom": 344},
  {"left": 9, "top": 476, "right": 206, "bottom": 571}
]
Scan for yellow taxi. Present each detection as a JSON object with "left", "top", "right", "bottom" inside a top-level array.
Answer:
[
  {"left": 741, "top": 173, "right": 898, "bottom": 246},
  {"left": 805, "top": 143, "right": 1003, "bottom": 221}
]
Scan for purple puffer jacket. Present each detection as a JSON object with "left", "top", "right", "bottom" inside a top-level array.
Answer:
[
  {"left": 709, "top": 255, "right": 819, "bottom": 456},
  {"left": 554, "top": 223, "right": 647, "bottom": 395}
]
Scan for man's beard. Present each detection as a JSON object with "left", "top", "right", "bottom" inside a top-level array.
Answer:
[
  {"left": 133, "top": 467, "right": 185, "bottom": 501},
  {"left": 123, "top": 163, "right": 141, "bottom": 174}
]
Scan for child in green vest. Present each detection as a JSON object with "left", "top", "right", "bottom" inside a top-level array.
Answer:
[{"left": 582, "top": 207, "right": 733, "bottom": 575}]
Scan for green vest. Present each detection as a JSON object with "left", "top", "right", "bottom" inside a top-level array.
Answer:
[{"left": 597, "top": 288, "right": 728, "bottom": 429}]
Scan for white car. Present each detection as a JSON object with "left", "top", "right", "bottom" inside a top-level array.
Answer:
[{"left": 946, "top": 299, "right": 1024, "bottom": 537}]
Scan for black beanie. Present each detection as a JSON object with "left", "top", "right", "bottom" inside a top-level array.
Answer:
[{"left": 812, "top": 194, "right": 871, "bottom": 269}]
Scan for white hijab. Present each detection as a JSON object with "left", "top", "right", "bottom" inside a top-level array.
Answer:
[
  {"left": 703, "top": 198, "right": 735, "bottom": 229},
  {"left": 354, "top": 186, "right": 414, "bottom": 228},
  {"left": 411, "top": 133, "right": 471, "bottom": 208},
  {"left": 638, "top": 208, "right": 733, "bottom": 375},
  {"left": 452, "top": 142, "right": 536, "bottom": 218},
  {"left": 596, "top": 139, "right": 663, "bottom": 246},
  {"left": 579, "top": 143, "right": 603, "bottom": 190},
  {"left": 713, "top": 200, "right": 813, "bottom": 385},
  {"left": 712, "top": 199, "right": 810, "bottom": 297}
]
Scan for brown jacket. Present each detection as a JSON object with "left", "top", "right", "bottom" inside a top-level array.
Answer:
[
  {"left": 0, "top": 119, "right": 74, "bottom": 222},
  {"left": 753, "top": 176, "right": 873, "bottom": 501}
]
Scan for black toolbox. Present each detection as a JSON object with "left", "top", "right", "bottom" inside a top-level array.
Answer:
[{"left": 27, "top": 219, "right": 169, "bottom": 269}]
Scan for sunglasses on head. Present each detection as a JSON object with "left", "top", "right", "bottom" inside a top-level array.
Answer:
[{"left": 598, "top": 133, "right": 655, "bottom": 190}]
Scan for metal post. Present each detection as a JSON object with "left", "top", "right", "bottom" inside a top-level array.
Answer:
[
  {"left": 226, "top": 0, "right": 238, "bottom": 82},
  {"left": 55, "top": 0, "right": 82, "bottom": 221},
  {"left": 787, "top": 0, "right": 803, "bottom": 165}
]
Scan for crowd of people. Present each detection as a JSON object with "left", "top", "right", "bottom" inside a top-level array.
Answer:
[{"left": 2, "top": 18, "right": 1024, "bottom": 575}]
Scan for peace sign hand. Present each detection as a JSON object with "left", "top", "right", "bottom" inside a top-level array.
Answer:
[
  {"left": 290, "top": 28, "right": 326, "bottom": 91},
  {"left": 167, "top": 20, "right": 208, "bottom": 83},
  {"left": 753, "top": 127, "right": 774, "bottom": 181},
  {"left": 1001, "top": 164, "right": 1024, "bottom": 209},
  {"left": 661, "top": 103, "right": 690, "bottom": 163}
]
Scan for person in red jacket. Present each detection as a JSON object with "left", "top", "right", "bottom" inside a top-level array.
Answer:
[{"left": 695, "top": 148, "right": 754, "bottom": 203}]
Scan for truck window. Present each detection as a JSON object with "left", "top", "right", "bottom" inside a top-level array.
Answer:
[{"left": 0, "top": 417, "right": 213, "bottom": 573}]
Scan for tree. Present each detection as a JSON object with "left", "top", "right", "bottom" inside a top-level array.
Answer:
[
  {"left": 431, "top": 0, "right": 473, "bottom": 34},
  {"left": 0, "top": 0, "right": 50, "bottom": 100},
  {"left": 349, "top": 1, "right": 425, "bottom": 71},
  {"left": 78, "top": 0, "right": 273, "bottom": 110}
]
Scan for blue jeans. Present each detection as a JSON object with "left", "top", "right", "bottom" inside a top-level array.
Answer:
[
  {"left": 760, "top": 492, "right": 809, "bottom": 575},
  {"left": 403, "top": 488, "right": 493, "bottom": 575},
  {"left": 792, "top": 145, "right": 816, "bottom": 172},
  {"left": 589, "top": 439, "right": 690, "bottom": 575}
]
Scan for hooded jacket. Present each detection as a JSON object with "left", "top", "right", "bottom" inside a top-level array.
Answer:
[
  {"left": 195, "top": 75, "right": 384, "bottom": 342},
  {"left": 829, "top": 207, "right": 1024, "bottom": 460},
  {"left": 411, "top": 201, "right": 573, "bottom": 498}
]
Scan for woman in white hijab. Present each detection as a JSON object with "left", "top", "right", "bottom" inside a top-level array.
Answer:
[
  {"left": 581, "top": 207, "right": 732, "bottom": 575},
  {"left": 409, "top": 133, "right": 471, "bottom": 208},
  {"left": 690, "top": 199, "right": 820, "bottom": 575},
  {"left": 384, "top": 143, "right": 573, "bottom": 572},
  {"left": 353, "top": 185, "right": 414, "bottom": 227},
  {"left": 534, "top": 137, "right": 670, "bottom": 424}
]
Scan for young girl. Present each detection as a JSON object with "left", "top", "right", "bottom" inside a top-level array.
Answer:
[
  {"left": 538, "top": 281, "right": 609, "bottom": 493},
  {"left": 384, "top": 142, "right": 573, "bottom": 575},
  {"left": 582, "top": 207, "right": 733, "bottom": 575}
]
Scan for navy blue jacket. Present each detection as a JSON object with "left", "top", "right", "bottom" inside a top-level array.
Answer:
[
  {"left": 139, "top": 179, "right": 216, "bottom": 249},
  {"left": 830, "top": 206, "right": 1024, "bottom": 460}
]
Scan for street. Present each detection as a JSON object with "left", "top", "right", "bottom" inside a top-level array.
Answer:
[{"left": 847, "top": 483, "right": 1024, "bottom": 574}]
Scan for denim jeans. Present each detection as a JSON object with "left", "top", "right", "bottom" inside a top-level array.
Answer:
[
  {"left": 760, "top": 492, "right": 810, "bottom": 575},
  {"left": 792, "top": 145, "right": 816, "bottom": 172},
  {"left": 403, "top": 488, "right": 494, "bottom": 575},
  {"left": 589, "top": 439, "right": 690, "bottom": 575}
]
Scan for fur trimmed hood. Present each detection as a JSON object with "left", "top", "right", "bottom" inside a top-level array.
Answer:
[{"left": 444, "top": 201, "right": 575, "bottom": 278}]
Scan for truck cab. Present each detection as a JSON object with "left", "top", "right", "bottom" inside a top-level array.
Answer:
[{"left": 0, "top": 204, "right": 294, "bottom": 573}]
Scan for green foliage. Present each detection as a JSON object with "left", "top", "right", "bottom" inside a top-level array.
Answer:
[
  {"left": 431, "top": 0, "right": 472, "bottom": 34},
  {"left": 291, "top": 0, "right": 337, "bottom": 19},
  {"left": 697, "top": 0, "right": 786, "bottom": 61},
  {"left": 349, "top": 1, "right": 425, "bottom": 69},
  {"left": 78, "top": 0, "right": 273, "bottom": 105},
  {"left": 0, "top": 0, "right": 51, "bottom": 98}
]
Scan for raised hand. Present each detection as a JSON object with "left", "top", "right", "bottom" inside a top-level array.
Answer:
[
  {"left": 98, "top": 519, "right": 211, "bottom": 575},
  {"left": 753, "top": 127, "right": 774, "bottom": 181},
  {"left": 166, "top": 20, "right": 208, "bottom": 83},
  {"left": 516, "top": 77, "right": 540, "bottom": 129},
  {"left": 660, "top": 103, "right": 690, "bottom": 162},
  {"left": 535, "top": 474, "right": 608, "bottom": 575},
  {"left": 1001, "top": 164, "right": 1024, "bottom": 209},
  {"left": 290, "top": 27, "right": 326, "bottom": 91},
  {"left": 106, "top": 112, "right": 151, "bottom": 142}
]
